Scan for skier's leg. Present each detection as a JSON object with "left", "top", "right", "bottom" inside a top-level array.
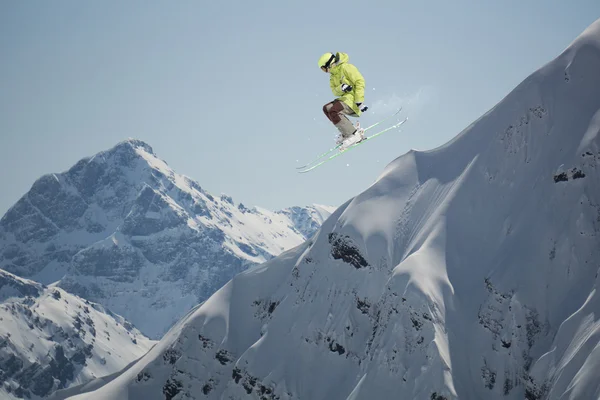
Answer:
[{"left": 323, "top": 100, "right": 356, "bottom": 137}]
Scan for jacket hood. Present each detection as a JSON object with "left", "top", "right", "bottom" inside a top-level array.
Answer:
[{"left": 335, "top": 52, "right": 349, "bottom": 65}]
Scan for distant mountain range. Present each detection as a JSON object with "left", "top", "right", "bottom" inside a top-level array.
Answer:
[
  {"left": 0, "top": 269, "right": 154, "bottom": 400},
  {"left": 0, "top": 139, "right": 333, "bottom": 339}
]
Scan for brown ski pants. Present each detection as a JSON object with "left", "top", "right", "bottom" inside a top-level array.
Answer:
[{"left": 323, "top": 100, "right": 357, "bottom": 137}]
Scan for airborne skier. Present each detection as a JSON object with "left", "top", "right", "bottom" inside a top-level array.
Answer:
[
  {"left": 318, "top": 52, "right": 369, "bottom": 148},
  {"left": 296, "top": 53, "right": 405, "bottom": 172}
]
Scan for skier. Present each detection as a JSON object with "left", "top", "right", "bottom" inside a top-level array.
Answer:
[{"left": 318, "top": 52, "right": 368, "bottom": 147}]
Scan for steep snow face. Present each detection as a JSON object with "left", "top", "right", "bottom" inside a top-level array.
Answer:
[
  {"left": 53, "top": 19, "right": 600, "bottom": 400},
  {"left": 0, "top": 140, "right": 332, "bottom": 339},
  {"left": 0, "top": 269, "right": 154, "bottom": 400}
]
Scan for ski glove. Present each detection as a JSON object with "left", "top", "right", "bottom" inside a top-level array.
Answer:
[
  {"left": 341, "top": 84, "right": 353, "bottom": 93},
  {"left": 356, "top": 103, "right": 368, "bottom": 112}
]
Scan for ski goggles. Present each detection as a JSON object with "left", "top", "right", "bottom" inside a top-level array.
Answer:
[{"left": 320, "top": 54, "right": 336, "bottom": 71}]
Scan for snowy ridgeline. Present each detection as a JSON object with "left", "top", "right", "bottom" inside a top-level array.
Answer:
[
  {"left": 55, "top": 18, "right": 600, "bottom": 400},
  {"left": 0, "top": 137, "right": 334, "bottom": 339},
  {"left": 0, "top": 269, "right": 155, "bottom": 400}
]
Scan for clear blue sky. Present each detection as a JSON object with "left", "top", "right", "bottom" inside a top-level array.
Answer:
[{"left": 1, "top": 1, "right": 598, "bottom": 215}]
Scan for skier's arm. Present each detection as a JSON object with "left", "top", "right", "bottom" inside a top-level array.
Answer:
[
  {"left": 344, "top": 64, "right": 365, "bottom": 103},
  {"left": 330, "top": 76, "right": 344, "bottom": 97}
]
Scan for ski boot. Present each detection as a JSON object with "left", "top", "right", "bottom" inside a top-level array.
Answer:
[{"left": 337, "top": 122, "right": 365, "bottom": 151}]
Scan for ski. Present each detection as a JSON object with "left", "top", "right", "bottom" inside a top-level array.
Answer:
[
  {"left": 295, "top": 107, "right": 403, "bottom": 170},
  {"left": 297, "top": 117, "right": 408, "bottom": 173}
]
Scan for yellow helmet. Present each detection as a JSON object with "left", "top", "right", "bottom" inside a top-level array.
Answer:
[{"left": 318, "top": 52, "right": 336, "bottom": 70}]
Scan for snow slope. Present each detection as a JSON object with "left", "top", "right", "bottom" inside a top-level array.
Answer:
[
  {"left": 58, "top": 18, "right": 600, "bottom": 400},
  {"left": 0, "top": 140, "right": 333, "bottom": 339},
  {"left": 0, "top": 269, "right": 154, "bottom": 399}
]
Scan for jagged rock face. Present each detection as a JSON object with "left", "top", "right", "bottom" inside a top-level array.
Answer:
[
  {"left": 275, "top": 206, "right": 333, "bottom": 240},
  {"left": 56, "top": 19, "right": 600, "bottom": 400},
  {"left": 0, "top": 139, "right": 333, "bottom": 339},
  {"left": 0, "top": 269, "right": 154, "bottom": 400}
]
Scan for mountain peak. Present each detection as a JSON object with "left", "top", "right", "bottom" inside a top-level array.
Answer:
[
  {"left": 93, "top": 137, "right": 158, "bottom": 169},
  {"left": 0, "top": 139, "right": 334, "bottom": 339},
  {"left": 111, "top": 138, "right": 155, "bottom": 156},
  {"left": 569, "top": 17, "right": 600, "bottom": 49},
  {"left": 60, "top": 138, "right": 159, "bottom": 184},
  {"left": 0, "top": 269, "right": 154, "bottom": 400}
]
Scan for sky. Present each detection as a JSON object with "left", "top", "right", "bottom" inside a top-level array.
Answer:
[{"left": 1, "top": 1, "right": 599, "bottom": 216}]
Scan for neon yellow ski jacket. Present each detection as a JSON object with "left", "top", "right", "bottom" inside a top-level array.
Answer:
[{"left": 329, "top": 52, "right": 366, "bottom": 116}]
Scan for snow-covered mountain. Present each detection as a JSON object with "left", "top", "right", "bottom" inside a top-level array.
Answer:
[
  {"left": 0, "top": 139, "right": 333, "bottom": 339},
  {"left": 55, "top": 18, "right": 600, "bottom": 400},
  {"left": 0, "top": 269, "right": 154, "bottom": 400}
]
